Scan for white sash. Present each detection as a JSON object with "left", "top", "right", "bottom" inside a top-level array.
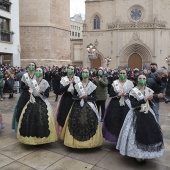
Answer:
[
  {"left": 31, "top": 79, "right": 53, "bottom": 112},
  {"left": 23, "top": 73, "right": 32, "bottom": 88},
  {"left": 113, "top": 80, "right": 126, "bottom": 106}
]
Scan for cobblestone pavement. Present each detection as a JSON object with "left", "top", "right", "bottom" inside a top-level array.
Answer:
[{"left": 0, "top": 93, "right": 170, "bottom": 170}]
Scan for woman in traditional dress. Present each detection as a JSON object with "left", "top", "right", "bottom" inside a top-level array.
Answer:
[
  {"left": 17, "top": 67, "right": 57, "bottom": 145},
  {"left": 116, "top": 74, "right": 164, "bottom": 163},
  {"left": 60, "top": 68, "right": 103, "bottom": 148},
  {"left": 102, "top": 70, "right": 134, "bottom": 144},
  {"left": 12, "top": 62, "right": 36, "bottom": 132},
  {"left": 55, "top": 65, "right": 80, "bottom": 135}
]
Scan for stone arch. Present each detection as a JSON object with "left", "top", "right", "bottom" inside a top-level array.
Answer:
[
  {"left": 91, "top": 51, "right": 104, "bottom": 68},
  {"left": 90, "top": 12, "right": 103, "bottom": 23},
  {"left": 119, "top": 43, "right": 152, "bottom": 68},
  {"left": 90, "top": 12, "right": 103, "bottom": 30}
]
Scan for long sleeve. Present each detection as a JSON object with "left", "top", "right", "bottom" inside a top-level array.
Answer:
[
  {"left": 99, "top": 77, "right": 108, "bottom": 87},
  {"left": 109, "top": 85, "right": 118, "bottom": 97},
  {"left": 130, "top": 95, "right": 146, "bottom": 108},
  {"left": 40, "top": 87, "right": 50, "bottom": 98},
  {"left": 60, "top": 83, "right": 70, "bottom": 94},
  {"left": 21, "top": 82, "right": 29, "bottom": 90},
  {"left": 86, "top": 90, "right": 96, "bottom": 102},
  {"left": 72, "top": 89, "right": 96, "bottom": 102}
]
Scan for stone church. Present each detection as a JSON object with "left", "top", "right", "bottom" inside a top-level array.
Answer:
[
  {"left": 83, "top": 0, "right": 170, "bottom": 69},
  {"left": 19, "top": 0, "right": 70, "bottom": 67}
]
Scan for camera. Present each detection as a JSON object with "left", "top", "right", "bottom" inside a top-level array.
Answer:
[{"left": 163, "top": 97, "right": 170, "bottom": 104}]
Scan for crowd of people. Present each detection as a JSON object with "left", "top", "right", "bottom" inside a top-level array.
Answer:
[{"left": 0, "top": 62, "right": 170, "bottom": 164}]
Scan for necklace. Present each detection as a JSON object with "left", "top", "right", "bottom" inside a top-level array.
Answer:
[{"left": 82, "top": 81, "right": 88, "bottom": 88}]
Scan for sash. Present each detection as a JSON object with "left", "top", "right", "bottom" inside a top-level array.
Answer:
[
  {"left": 132, "top": 87, "right": 154, "bottom": 114},
  {"left": 31, "top": 79, "right": 53, "bottom": 112},
  {"left": 23, "top": 73, "right": 32, "bottom": 88},
  {"left": 113, "top": 80, "right": 125, "bottom": 106},
  {"left": 76, "top": 82, "right": 100, "bottom": 121}
]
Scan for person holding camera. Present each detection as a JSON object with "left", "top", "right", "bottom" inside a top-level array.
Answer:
[
  {"left": 93, "top": 67, "right": 108, "bottom": 121},
  {"left": 147, "top": 69, "right": 170, "bottom": 122}
]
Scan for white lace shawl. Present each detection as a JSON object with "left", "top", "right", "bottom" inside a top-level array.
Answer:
[
  {"left": 129, "top": 86, "right": 154, "bottom": 114},
  {"left": 112, "top": 79, "right": 134, "bottom": 94},
  {"left": 60, "top": 76, "right": 80, "bottom": 93},
  {"left": 75, "top": 81, "right": 97, "bottom": 96},
  {"left": 32, "top": 79, "right": 50, "bottom": 97}
]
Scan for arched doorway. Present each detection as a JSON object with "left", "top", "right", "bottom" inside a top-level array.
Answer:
[
  {"left": 128, "top": 53, "right": 142, "bottom": 69},
  {"left": 92, "top": 54, "right": 102, "bottom": 68},
  {"left": 120, "top": 43, "right": 152, "bottom": 69}
]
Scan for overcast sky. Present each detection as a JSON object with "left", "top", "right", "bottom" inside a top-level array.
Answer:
[{"left": 70, "top": 0, "right": 85, "bottom": 17}]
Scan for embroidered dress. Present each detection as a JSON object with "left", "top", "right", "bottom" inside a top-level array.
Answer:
[
  {"left": 17, "top": 79, "right": 58, "bottom": 145},
  {"left": 60, "top": 81, "right": 103, "bottom": 148},
  {"left": 12, "top": 73, "right": 36, "bottom": 132},
  {"left": 116, "top": 86, "right": 164, "bottom": 159},
  {"left": 55, "top": 76, "right": 80, "bottom": 133},
  {"left": 102, "top": 79, "right": 134, "bottom": 143}
]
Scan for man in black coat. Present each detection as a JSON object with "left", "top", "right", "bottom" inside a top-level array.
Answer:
[
  {"left": 44, "top": 68, "right": 52, "bottom": 90},
  {"left": 147, "top": 69, "right": 170, "bottom": 122},
  {"left": 53, "top": 68, "right": 63, "bottom": 101}
]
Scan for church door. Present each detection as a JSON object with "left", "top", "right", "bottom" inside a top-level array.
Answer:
[
  {"left": 92, "top": 57, "right": 101, "bottom": 68},
  {"left": 128, "top": 53, "right": 142, "bottom": 70}
]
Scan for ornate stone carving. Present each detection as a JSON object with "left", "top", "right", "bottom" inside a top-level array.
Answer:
[{"left": 107, "top": 18, "right": 166, "bottom": 30}]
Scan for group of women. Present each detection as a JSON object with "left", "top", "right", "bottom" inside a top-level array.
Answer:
[{"left": 12, "top": 62, "right": 164, "bottom": 163}]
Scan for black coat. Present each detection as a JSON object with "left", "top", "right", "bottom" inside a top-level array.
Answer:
[{"left": 53, "top": 72, "right": 62, "bottom": 95}]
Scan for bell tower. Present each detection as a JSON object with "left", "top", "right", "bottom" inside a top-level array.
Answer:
[{"left": 19, "top": 0, "right": 71, "bottom": 66}]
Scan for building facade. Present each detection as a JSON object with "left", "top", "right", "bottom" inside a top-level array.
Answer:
[
  {"left": 19, "top": 0, "right": 70, "bottom": 67},
  {"left": 83, "top": 0, "right": 170, "bottom": 69},
  {"left": 70, "top": 14, "right": 84, "bottom": 66},
  {"left": 0, "top": 0, "right": 20, "bottom": 66},
  {"left": 70, "top": 14, "right": 84, "bottom": 40}
]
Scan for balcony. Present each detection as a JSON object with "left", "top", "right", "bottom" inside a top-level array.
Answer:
[
  {"left": 0, "top": 0, "right": 12, "bottom": 12},
  {"left": 0, "top": 30, "right": 14, "bottom": 42}
]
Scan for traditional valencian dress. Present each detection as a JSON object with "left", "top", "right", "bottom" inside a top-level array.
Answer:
[
  {"left": 17, "top": 78, "right": 58, "bottom": 145},
  {"left": 55, "top": 76, "right": 80, "bottom": 133},
  {"left": 60, "top": 81, "right": 103, "bottom": 148},
  {"left": 12, "top": 73, "right": 36, "bottom": 132},
  {"left": 102, "top": 79, "right": 134, "bottom": 143},
  {"left": 116, "top": 86, "right": 164, "bottom": 159}
]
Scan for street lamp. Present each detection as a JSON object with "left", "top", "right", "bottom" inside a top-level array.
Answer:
[
  {"left": 105, "top": 56, "right": 112, "bottom": 67},
  {"left": 86, "top": 43, "right": 96, "bottom": 68},
  {"left": 165, "top": 56, "right": 170, "bottom": 66}
]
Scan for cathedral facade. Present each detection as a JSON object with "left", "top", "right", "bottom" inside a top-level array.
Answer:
[
  {"left": 19, "top": 0, "right": 70, "bottom": 67},
  {"left": 83, "top": 0, "right": 170, "bottom": 69}
]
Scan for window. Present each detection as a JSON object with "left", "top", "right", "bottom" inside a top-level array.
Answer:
[
  {"left": 72, "top": 32, "right": 74, "bottom": 36},
  {"left": 75, "top": 32, "right": 77, "bottom": 37},
  {"left": 0, "top": 17, "right": 11, "bottom": 42},
  {"left": 78, "top": 33, "right": 80, "bottom": 37},
  {"left": 94, "top": 15, "right": 100, "bottom": 29},
  {"left": 0, "top": 0, "right": 11, "bottom": 12},
  {"left": 0, "top": 17, "right": 10, "bottom": 31}
]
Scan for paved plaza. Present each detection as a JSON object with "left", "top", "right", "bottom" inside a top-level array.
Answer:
[{"left": 0, "top": 93, "right": 170, "bottom": 170}]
